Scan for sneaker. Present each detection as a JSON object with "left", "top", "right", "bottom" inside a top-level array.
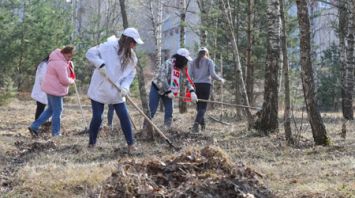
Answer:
[
  {"left": 201, "top": 123, "right": 206, "bottom": 131},
  {"left": 52, "top": 133, "right": 62, "bottom": 138},
  {"left": 28, "top": 127, "right": 39, "bottom": 137},
  {"left": 192, "top": 122, "right": 199, "bottom": 133}
]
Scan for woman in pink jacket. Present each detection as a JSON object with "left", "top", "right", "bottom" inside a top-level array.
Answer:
[{"left": 28, "top": 46, "right": 75, "bottom": 137}]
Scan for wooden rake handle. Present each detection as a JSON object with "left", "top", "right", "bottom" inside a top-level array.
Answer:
[
  {"left": 105, "top": 77, "right": 179, "bottom": 150},
  {"left": 176, "top": 96, "right": 261, "bottom": 110}
]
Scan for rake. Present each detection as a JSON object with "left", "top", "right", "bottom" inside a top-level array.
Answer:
[{"left": 105, "top": 76, "right": 180, "bottom": 151}]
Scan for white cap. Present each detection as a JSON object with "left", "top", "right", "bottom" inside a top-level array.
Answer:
[
  {"left": 177, "top": 48, "right": 192, "bottom": 61},
  {"left": 199, "top": 47, "right": 209, "bottom": 53},
  {"left": 122, "top": 27, "right": 144, "bottom": 44}
]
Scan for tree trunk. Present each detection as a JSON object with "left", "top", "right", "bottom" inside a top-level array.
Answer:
[
  {"left": 255, "top": 0, "right": 280, "bottom": 134},
  {"left": 296, "top": 0, "right": 329, "bottom": 146},
  {"left": 154, "top": 1, "right": 163, "bottom": 69},
  {"left": 119, "top": 0, "right": 128, "bottom": 29},
  {"left": 96, "top": 0, "right": 102, "bottom": 44},
  {"left": 179, "top": 0, "right": 187, "bottom": 113},
  {"left": 220, "top": 0, "right": 254, "bottom": 128},
  {"left": 344, "top": 0, "right": 354, "bottom": 120},
  {"left": 196, "top": 0, "right": 209, "bottom": 46},
  {"left": 280, "top": 0, "right": 293, "bottom": 144},
  {"left": 246, "top": 0, "right": 255, "bottom": 105},
  {"left": 141, "top": 0, "right": 164, "bottom": 139},
  {"left": 137, "top": 61, "right": 154, "bottom": 139},
  {"left": 338, "top": 0, "right": 349, "bottom": 119}
]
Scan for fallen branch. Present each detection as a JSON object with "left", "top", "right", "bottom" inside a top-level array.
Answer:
[{"left": 209, "top": 115, "right": 231, "bottom": 125}]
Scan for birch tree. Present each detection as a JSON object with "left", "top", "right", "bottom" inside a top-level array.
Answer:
[
  {"left": 220, "top": 0, "right": 254, "bottom": 128},
  {"left": 140, "top": 0, "right": 164, "bottom": 139},
  {"left": 178, "top": 0, "right": 191, "bottom": 113},
  {"left": 255, "top": 0, "right": 280, "bottom": 134},
  {"left": 296, "top": 0, "right": 329, "bottom": 145}
]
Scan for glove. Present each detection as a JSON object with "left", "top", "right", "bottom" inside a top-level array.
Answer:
[
  {"left": 191, "top": 91, "right": 198, "bottom": 103},
  {"left": 220, "top": 78, "right": 226, "bottom": 84},
  {"left": 99, "top": 64, "right": 107, "bottom": 78},
  {"left": 167, "top": 92, "right": 174, "bottom": 99},
  {"left": 120, "top": 87, "right": 129, "bottom": 97}
]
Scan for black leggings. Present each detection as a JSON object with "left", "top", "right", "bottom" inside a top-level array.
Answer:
[
  {"left": 35, "top": 101, "right": 46, "bottom": 120},
  {"left": 194, "top": 83, "right": 211, "bottom": 125}
]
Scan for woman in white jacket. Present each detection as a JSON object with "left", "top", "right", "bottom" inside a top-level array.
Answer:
[
  {"left": 31, "top": 56, "right": 49, "bottom": 120},
  {"left": 86, "top": 27, "right": 143, "bottom": 153}
]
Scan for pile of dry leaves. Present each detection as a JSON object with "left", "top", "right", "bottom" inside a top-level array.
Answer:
[{"left": 100, "top": 146, "right": 273, "bottom": 198}]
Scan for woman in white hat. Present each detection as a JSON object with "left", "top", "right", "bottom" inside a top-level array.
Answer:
[
  {"left": 189, "top": 47, "right": 225, "bottom": 132},
  {"left": 85, "top": 27, "right": 143, "bottom": 153},
  {"left": 147, "top": 48, "right": 198, "bottom": 129}
]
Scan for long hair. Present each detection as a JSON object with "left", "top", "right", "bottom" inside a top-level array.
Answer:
[
  {"left": 42, "top": 55, "right": 49, "bottom": 62},
  {"left": 193, "top": 50, "right": 208, "bottom": 68},
  {"left": 118, "top": 35, "right": 136, "bottom": 71},
  {"left": 172, "top": 54, "right": 188, "bottom": 69},
  {"left": 35, "top": 55, "right": 49, "bottom": 69}
]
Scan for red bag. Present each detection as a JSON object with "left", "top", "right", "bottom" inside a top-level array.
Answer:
[{"left": 183, "top": 67, "right": 195, "bottom": 102}]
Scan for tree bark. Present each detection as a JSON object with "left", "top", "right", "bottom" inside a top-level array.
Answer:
[
  {"left": 344, "top": 0, "right": 354, "bottom": 120},
  {"left": 141, "top": 0, "right": 164, "bottom": 139},
  {"left": 255, "top": 0, "right": 280, "bottom": 134},
  {"left": 338, "top": 0, "right": 349, "bottom": 119},
  {"left": 246, "top": 0, "right": 255, "bottom": 105},
  {"left": 296, "top": 0, "right": 329, "bottom": 146},
  {"left": 96, "top": 0, "right": 102, "bottom": 44},
  {"left": 119, "top": 0, "right": 128, "bottom": 29},
  {"left": 220, "top": 0, "right": 254, "bottom": 128},
  {"left": 280, "top": 0, "right": 293, "bottom": 144},
  {"left": 179, "top": 0, "right": 187, "bottom": 113}
]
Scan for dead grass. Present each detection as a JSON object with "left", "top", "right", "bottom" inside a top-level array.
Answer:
[
  {"left": 9, "top": 162, "right": 114, "bottom": 197},
  {"left": 0, "top": 95, "right": 354, "bottom": 197}
]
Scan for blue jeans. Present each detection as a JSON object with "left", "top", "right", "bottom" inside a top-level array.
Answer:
[
  {"left": 31, "top": 94, "right": 63, "bottom": 136},
  {"left": 89, "top": 99, "right": 133, "bottom": 145},
  {"left": 107, "top": 104, "right": 114, "bottom": 126},
  {"left": 149, "top": 84, "right": 173, "bottom": 126}
]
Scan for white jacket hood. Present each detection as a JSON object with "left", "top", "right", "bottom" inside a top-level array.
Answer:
[{"left": 31, "top": 61, "right": 48, "bottom": 104}]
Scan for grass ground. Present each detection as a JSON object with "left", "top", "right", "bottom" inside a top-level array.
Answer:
[{"left": 0, "top": 94, "right": 354, "bottom": 197}]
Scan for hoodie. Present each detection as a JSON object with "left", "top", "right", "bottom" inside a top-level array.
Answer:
[{"left": 41, "top": 49, "right": 74, "bottom": 96}]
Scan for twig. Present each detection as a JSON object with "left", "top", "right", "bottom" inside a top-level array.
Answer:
[{"left": 208, "top": 115, "right": 231, "bottom": 125}]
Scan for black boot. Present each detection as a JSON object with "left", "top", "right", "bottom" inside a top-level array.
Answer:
[
  {"left": 200, "top": 123, "right": 206, "bottom": 131},
  {"left": 192, "top": 122, "right": 199, "bottom": 133}
]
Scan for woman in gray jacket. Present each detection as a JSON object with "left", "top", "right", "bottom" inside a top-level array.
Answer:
[{"left": 189, "top": 47, "right": 225, "bottom": 132}]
